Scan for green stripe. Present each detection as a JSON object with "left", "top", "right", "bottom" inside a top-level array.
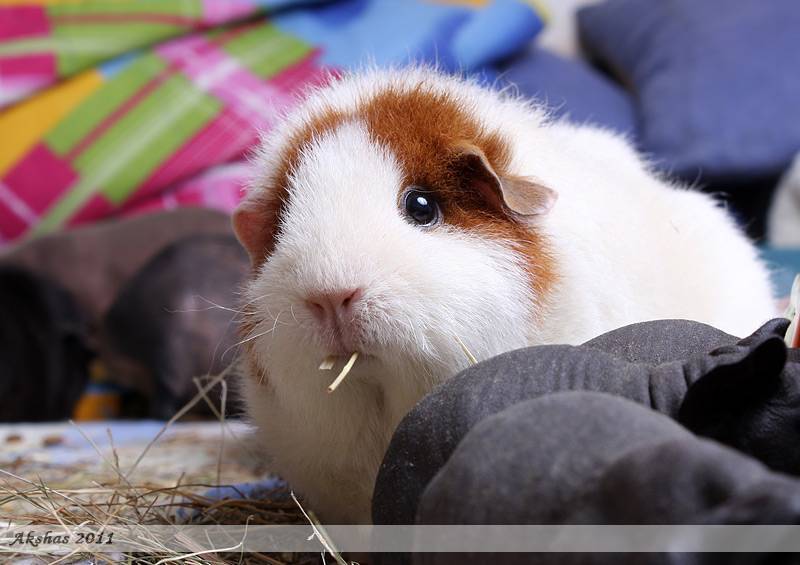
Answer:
[
  {"left": 31, "top": 181, "right": 100, "bottom": 237},
  {"left": 46, "top": 1, "right": 203, "bottom": 17},
  {"left": 204, "top": 27, "right": 228, "bottom": 41},
  {"left": 46, "top": 54, "right": 167, "bottom": 155},
  {"left": 0, "top": 36, "right": 129, "bottom": 57},
  {"left": 221, "top": 24, "right": 313, "bottom": 79},
  {"left": 53, "top": 23, "right": 184, "bottom": 76},
  {"left": 35, "top": 75, "right": 220, "bottom": 234},
  {"left": 0, "top": 2, "right": 203, "bottom": 75},
  {"left": 74, "top": 73, "right": 220, "bottom": 203}
]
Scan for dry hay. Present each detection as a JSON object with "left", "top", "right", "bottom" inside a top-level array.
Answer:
[
  {"left": 0, "top": 365, "right": 327, "bottom": 565},
  {"left": 0, "top": 330, "right": 488, "bottom": 563}
]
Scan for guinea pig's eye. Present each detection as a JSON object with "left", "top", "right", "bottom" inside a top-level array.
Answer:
[{"left": 403, "top": 188, "right": 440, "bottom": 227}]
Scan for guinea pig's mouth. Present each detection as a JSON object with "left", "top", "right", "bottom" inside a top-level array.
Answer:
[
  {"left": 320, "top": 333, "right": 371, "bottom": 358},
  {"left": 313, "top": 315, "right": 371, "bottom": 357}
]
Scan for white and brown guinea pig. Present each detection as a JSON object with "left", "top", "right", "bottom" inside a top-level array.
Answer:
[{"left": 232, "top": 67, "right": 777, "bottom": 523}]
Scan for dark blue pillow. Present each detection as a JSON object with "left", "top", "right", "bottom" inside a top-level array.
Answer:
[
  {"left": 498, "top": 46, "right": 638, "bottom": 136},
  {"left": 578, "top": 0, "right": 800, "bottom": 183}
]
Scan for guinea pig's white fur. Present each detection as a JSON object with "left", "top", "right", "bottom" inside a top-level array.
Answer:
[{"left": 235, "top": 67, "right": 777, "bottom": 524}]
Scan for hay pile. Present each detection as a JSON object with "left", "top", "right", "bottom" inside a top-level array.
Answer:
[
  {"left": 1, "top": 474, "right": 320, "bottom": 564},
  {"left": 0, "top": 371, "right": 325, "bottom": 564}
]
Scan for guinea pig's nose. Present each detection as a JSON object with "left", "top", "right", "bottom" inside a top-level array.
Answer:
[{"left": 305, "top": 288, "right": 363, "bottom": 323}]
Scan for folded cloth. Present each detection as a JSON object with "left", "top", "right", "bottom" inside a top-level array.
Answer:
[
  {"left": 0, "top": 0, "right": 545, "bottom": 243},
  {"left": 415, "top": 392, "right": 800, "bottom": 565},
  {"left": 577, "top": 0, "right": 800, "bottom": 184},
  {"left": 0, "top": 0, "right": 331, "bottom": 108},
  {"left": 498, "top": 45, "right": 637, "bottom": 136},
  {"left": 373, "top": 319, "right": 798, "bottom": 528}
]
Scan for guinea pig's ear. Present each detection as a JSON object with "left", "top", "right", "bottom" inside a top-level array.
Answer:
[
  {"left": 454, "top": 143, "right": 557, "bottom": 218},
  {"left": 232, "top": 199, "right": 271, "bottom": 265}
]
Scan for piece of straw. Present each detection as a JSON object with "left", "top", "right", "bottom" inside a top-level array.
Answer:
[
  {"left": 319, "top": 355, "right": 338, "bottom": 370},
  {"left": 327, "top": 352, "right": 359, "bottom": 393},
  {"left": 785, "top": 274, "right": 799, "bottom": 347},
  {"left": 290, "top": 491, "right": 348, "bottom": 565},
  {"left": 454, "top": 335, "right": 478, "bottom": 365}
]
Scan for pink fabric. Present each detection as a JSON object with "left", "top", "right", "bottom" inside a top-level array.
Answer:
[
  {"left": 0, "top": 6, "right": 49, "bottom": 40},
  {"left": 133, "top": 107, "right": 252, "bottom": 204},
  {"left": 156, "top": 34, "right": 302, "bottom": 132},
  {"left": 0, "top": 53, "right": 55, "bottom": 75},
  {"left": 69, "top": 193, "right": 115, "bottom": 227},
  {"left": 4, "top": 145, "right": 76, "bottom": 215},
  {"left": 201, "top": 0, "right": 258, "bottom": 25},
  {"left": 0, "top": 182, "right": 31, "bottom": 240},
  {"left": 123, "top": 161, "right": 250, "bottom": 216},
  {"left": 0, "top": 54, "right": 56, "bottom": 104}
]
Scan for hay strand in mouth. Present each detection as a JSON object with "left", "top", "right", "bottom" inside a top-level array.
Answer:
[
  {"left": 454, "top": 335, "right": 478, "bottom": 365},
  {"left": 326, "top": 352, "right": 359, "bottom": 393},
  {"left": 318, "top": 355, "right": 337, "bottom": 370}
]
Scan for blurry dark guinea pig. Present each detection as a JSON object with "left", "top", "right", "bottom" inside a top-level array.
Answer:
[
  {"left": 0, "top": 265, "right": 91, "bottom": 421},
  {"left": 100, "top": 234, "right": 249, "bottom": 419},
  {"left": 0, "top": 208, "right": 233, "bottom": 327}
]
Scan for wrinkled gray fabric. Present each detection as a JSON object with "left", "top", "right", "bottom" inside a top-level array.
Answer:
[
  {"left": 372, "top": 319, "right": 789, "bottom": 527},
  {"left": 414, "top": 392, "right": 800, "bottom": 565},
  {"left": 583, "top": 319, "right": 738, "bottom": 364},
  {"left": 680, "top": 336, "right": 800, "bottom": 475}
]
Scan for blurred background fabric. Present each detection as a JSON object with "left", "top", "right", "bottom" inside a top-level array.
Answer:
[
  {"left": 1, "top": 0, "right": 799, "bottom": 312},
  {"left": 578, "top": 0, "right": 800, "bottom": 184},
  {"left": 498, "top": 44, "right": 637, "bottom": 135},
  {"left": 0, "top": 0, "right": 331, "bottom": 107},
  {"left": 0, "top": 0, "right": 545, "bottom": 243}
]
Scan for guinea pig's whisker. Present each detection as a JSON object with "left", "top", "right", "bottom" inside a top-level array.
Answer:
[
  {"left": 220, "top": 331, "right": 268, "bottom": 359},
  {"left": 241, "top": 292, "right": 275, "bottom": 306},
  {"left": 234, "top": 293, "right": 281, "bottom": 321},
  {"left": 193, "top": 295, "right": 249, "bottom": 314},
  {"left": 402, "top": 313, "right": 434, "bottom": 355},
  {"left": 220, "top": 316, "right": 283, "bottom": 358},
  {"left": 212, "top": 309, "right": 249, "bottom": 366},
  {"left": 269, "top": 309, "right": 286, "bottom": 335},
  {"left": 166, "top": 305, "right": 219, "bottom": 314}
]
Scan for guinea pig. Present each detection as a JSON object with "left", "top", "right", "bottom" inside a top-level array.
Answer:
[
  {"left": 0, "top": 207, "right": 233, "bottom": 328},
  {"left": 232, "top": 67, "right": 777, "bottom": 524},
  {"left": 100, "top": 234, "right": 250, "bottom": 419},
  {"left": 0, "top": 265, "right": 91, "bottom": 421}
]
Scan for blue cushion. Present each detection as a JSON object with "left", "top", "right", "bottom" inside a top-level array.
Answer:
[
  {"left": 498, "top": 46, "right": 638, "bottom": 136},
  {"left": 578, "top": 0, "right": 800, "bottom": 183}
]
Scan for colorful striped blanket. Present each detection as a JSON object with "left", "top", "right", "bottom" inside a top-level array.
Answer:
[{"left": 0, "top": 0, "right": 545, "bottom": 243}]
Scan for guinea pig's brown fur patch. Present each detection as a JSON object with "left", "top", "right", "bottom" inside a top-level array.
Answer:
[
  {"left": 360, "top": 87, "right": 556, "bottom": 302},
  {"left": 238, "top": 109, "right": 347, "bottom": 266},
  {"left": 244, "top": 84, "right": 556, "bottom": 305}
]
